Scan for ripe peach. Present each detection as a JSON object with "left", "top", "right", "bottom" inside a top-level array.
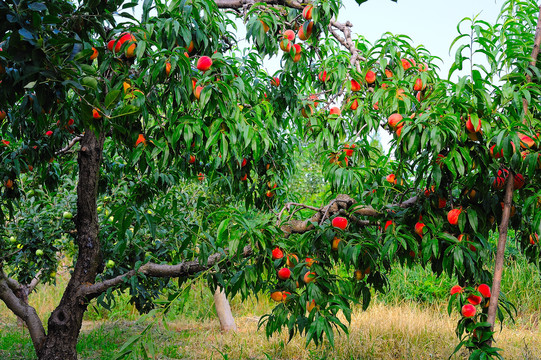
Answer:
[
  {"left": 450, "top": 285, "right": 463, "bottom": 295},
  {"left": 478, "top": 284, "right": 491, "bottom": 298},
  {"left": 92, "top": 109, "right": 101, "bottom": 119},
  {"left": 240, "top": 173, "right": 247, "bottom": 181},
  {"left": 332, "top": 216, "right": 348, "bottom": 230},
  {"left": 401, "top": 58, "right": 415, "bottom": 70},
  {"left": 4, "top": 179, "right": 13, "bottom": 189},
  {"left": 306, "top": 299, "right": 316, "bottom": 312},
  {"left": 318, "top": 70, "right": 327, "bottom": 82},
  {"left": 385, "top": 69, "right": 393, "bottom": 78},
  {"left": 305, "top": 257, "right": 315, "bottom": 267},
  {"left": 303, "top": 271, "right": 316, "bottom": 283},
  {"left": 329, "top": 106, "right": 341, "bottom": 116},
  {"left": 197, "top": 56, "right": 212, "bottom": 72},
  {"left": 519, "top": 133, "right": 535, "bottom": 149},
  {"left": 331, "top": 236, "right": 342, "bottom": 250},
  {"left": 280, "top": 39, "right": 293, "bottom": 51},
  {"left": 197, "top": 172, "right": 205, "bottom": 181},
  {"left": 437, "top": 197, "right": 447, "bottom": 209},
  {"left": 386, "top": 174, "right": 396, "bottom": 183},
  {"left": 292, "top": 44, "right": 302, "bottom": 63},
  {"left": 0, "top": 110, "right": 6, "bottom": 121},
  {"left": 461, "top": 304, "right": 476, "bottom": 317},
  {"left": 90, "top": 47, "right": 98, "bottom": 61},
  {"left": 194, "top": 85, "right": 203, "bottom": 100},
  {"left": 271, "top": 77, "right": 280, "bottom": 86},
  {"left": 271, "top": 291, "right": 283, "bottom": 302},
  {"left": 189, "top": 155, "right": 196, "bottom": 164},
  {"left": 414, "top": 222, "right": 425, "bottom": 237},
  {"left": 165, "top": 62, "right": 171, "bottom": 77},
  {"left": 266, "top": 190, "right": 274, "bottom": 198},
  {"left": 286, "top": 254, "right": 299, "bottom": 267},
  {"left": 365, "top": 70, "right": 376, "bottom": 84},
  {"left": 302, "top": 4, "right": 313, "bottom": 20},
  {"left": 45, "top": 130, "right": 53, "bottom": 136},
  {"left": 513, "top": 173, "right": 525, "bottom": 189},
  {"left": 277, "top": 267, "right": 291, "bottom": 280},
  {"left": 396, "top": 124, "right": 404, "bottom": 137},
  {"left": 351, "top": 79, "right": 361, "bottom": 92},
  {"left": 260, "top": 20, "right": 270, "bottom": 33},
  {"left": 350, "top": 98, "right": 359, "bottom": 110},
  {"left": 388, "top": 113, "right": 403, "bottom": 129},
  {"left": 1, "top": 139, "right": 9, "bottom": 146},
  {"left": 344, "top": 144, "right": 356, "bottom": 156},
  {"left": 135, "top": 134, "right": 146, "bottom": 146},
  {"left": 272, "top": 247, "right": 284, "bottom": 260},
  {"left": 530, "top": 233, "right": 538, "bottom": 245},
  {"left": 447, "top": 208, "right": 462, "bottom": 226},
  {"left": 384, "top": 220, "right": 394, "bottom": 231},
  {"left": 283, "top": 29, "right": 296, "bottom": 41},
  {"left": 467, "top": 294, "right": 482, "bottom": 305},
  {"left": 187, "top": 40, "right": 194, "bottom": 53},
  {"left": 298, "top": 21, "right": 313, "bottom": 41},
  {"left": 465, "top": 115, "right": 481, "bottom": 133},
  {"left": 413, "top": 78, "right": 425, "bottom": 91}
]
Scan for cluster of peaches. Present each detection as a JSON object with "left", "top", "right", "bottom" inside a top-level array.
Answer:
[{"left": 450, "top": 283, "right": 491, "bottom": 319}]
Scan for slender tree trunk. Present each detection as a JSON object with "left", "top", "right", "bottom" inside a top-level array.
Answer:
[
  {"left": 486, "top": 174, "right": 514, "bottom": 342},
  {"left": 37, "top": 130, "right": 105, "bottom": 359},
  {"left": 214, "top": 287, "right": 237, "bottom": 331}
]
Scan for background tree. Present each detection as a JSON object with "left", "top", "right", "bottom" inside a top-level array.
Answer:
[{"left": 1, "top": 0, "right": 541, "bottom": 359}]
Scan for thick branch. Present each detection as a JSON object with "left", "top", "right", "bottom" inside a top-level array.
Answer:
[
  {"left": 214, "top": 0, "right": 301, "bottom": 9},
  {"left": 55, "top": 136, "right": 82, "bottom": 156},
  {"left": 0, "top": 270, "right": 45, "bottom": 351},
  {"left": 79, "top": 246, "right": 253, "bottom": 298},
  {"left": 329, "top": 20, "right": 364, "bottom": 73}
]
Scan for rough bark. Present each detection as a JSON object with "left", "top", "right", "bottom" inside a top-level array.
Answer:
[
  {"left": 486, "top": 173, "right": 514, "bottom": 339},
  {"left": 37, "top": 130, "right": 105, "bottom": 360},
  {"left": 214, "top": 287, "right": 237, "bottom": 331}
]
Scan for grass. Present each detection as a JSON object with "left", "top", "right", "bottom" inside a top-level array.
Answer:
[{"left": 1, "top": 256, "right": 541, "bottom": 359}]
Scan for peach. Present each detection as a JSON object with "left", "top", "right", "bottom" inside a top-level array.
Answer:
[
  {"left": 197, "top": 56, "right": 212, "bottom": 72},
  {"left": 197, "top": 172, "right": 205, "bottom": 181},
  {"left": 4, "top": 179, "right": 13, "bottom": 189},
  {"left": 271, "top": 247, "right": 284, "bottom": 260},
  {"left": 519, "top": 133, "right": 535, "bottom": 149},
  {"left": 194, "top": 85, "right": 203, "bottom": 100},
  {"left": 465, "top": 115, "right": 481, "bottom": 133},
  {"left": 135, "top": 134, "right": 146, "bottom": 146},
  {"left": 165, "top": 62, "right": 171, "bottom": 77},
  {"left": 351, "top": 79, "right": 361, "bottom": 92},
  {"left": 385, "top": 69, "right": 393, "bottom": 78},
  {"left": 292, "top": 44, "right": 302, "bottom": 63},
  {"left": 388, "top": 113, "right": 403, "bottom": 129},
  {"left": 277, "top": 267, "right": 291, "bottom": 280},
  {"left": 331, "top": 236, "right": 342, "bottom": 250},
  {"left": 513, "top": 173, "right": 525, "bottom": 189},
  {"left": 92, "top": 109, "right": 101, "bottom": 119},
  {"left": 332, "top": 217, "right": 348, "bottom": 230},
  {"left": 401, "top": 58, "right": 415, "bottom": 70},
  {"left": 260, "top": 20, "right": 270, "bottom": 33},
  {"left": 414, "top": 222, "right": 425, "bottom": 237},
  {"left": 365, "top": 70, "right": 376, "bottom": 84},
  {"left": 386, "top": 174, "right": 396, "bottom": 183},
  {"left": 266, "top": 190, "right": 274, "bottom": 198},
  {"left": 354, "top": 269, "right": 365, "bottom": 281},
  {"left": 306, "top": 299, "right": 316, "bottom": 312},
  {"left": 329, "top": 106, "right": 341, "bottom": 116},
  {"left": 447, "top": 208, "right": 462, "bottom": 226},
  {"left": 271, "top": 77, "right": 280, "bottom": 86},
  {"left": 478, "top": 284, "right": 491, "bottom": 298},
  {"left": 384, "top": 220, "right": 394, "bottom": 231},
  {"left": 0, "top": 110, "right": 5, "bottom": 121},
  {"left": 303, "top": 271, "right": 316, "bottom": 283},
  {"left": 318, "top": 70, "right": 327, "bottom": 82},
  {"left": 305, "top": 257, "right": 315, "bottom": 267},
  {"left": 350, "top": 98, "right": 358, "bottom": 110},
  {"left": 450, "top": 285, "right": 463, "bottom": 295},
  {"left": 301, "top": 104, "right": 314, "bottom": 118},
  {"left": 344, "top": 143, "right": 356, "bottom": 156},
  {"left": 187, "top": 40, "right": 194, "bottom": 53},
  {"left": 90, "top": 47, "right": 98, "bottom": 61},
  {"left": 240, "top": 173, "right": 247, "bottom": 181},
  {"left": 302, "top": 4, "right": 313, "bottom": 20},
  {"left": 461, "top": 304, "right": 476, "bottom": 317},
  {"left": 467, "top": 294, "right": 482, "bottom": 305},
  {"left": 298, "top": 21, "right": 313, "bottom": 41},
  {"left": 283, "top": 29, "right": 296, "bottom": 41},
  {"left": 530, "top": 233, "right": 538, "bottom": 245},
  {"left": 271, "top": 291, "right": 283, "bottom": 302},
  {"left": 189, "top": 155, "right": 196, "bottom": 164},
  {"left": 396, "top": 124, "right": 404, "bottom": 137},
  {"left": 413, "top": 78, "right": 425, "bottom": 91},
  {"left": 286, "top": 254, "right": 299, "bottom": 267},
  {"left": 437, "top": 197, "right": 447, "bottom": 209}
]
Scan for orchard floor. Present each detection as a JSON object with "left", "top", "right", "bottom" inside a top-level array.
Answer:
[{"left": 1, "top": 302, "right": 541, "bottom": 359}]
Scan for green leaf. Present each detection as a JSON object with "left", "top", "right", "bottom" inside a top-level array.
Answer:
[{"left": 105, "top": 90, "right": 121, "bottom": 109}]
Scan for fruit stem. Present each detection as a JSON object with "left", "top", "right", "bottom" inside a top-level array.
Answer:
[{"left": 486, "top": 171, "right": 514, "bottom": 342}]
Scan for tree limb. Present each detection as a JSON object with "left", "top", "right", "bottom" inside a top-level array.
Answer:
[
  {"left": 0, "top": 269, "right": 45, "bottom": 351},
  {"left": 55, "top": 136, "right": 82, "bottom": 156},
  {"left": 78, "top": 246, "right": 253, "bottom": 299}
]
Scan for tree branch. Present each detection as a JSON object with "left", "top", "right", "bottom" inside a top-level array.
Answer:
[
  {"left": 214, "top": 0, "right": 301, "bottom": 9},
  {"left": 78, "top": 246, "right": 253, "bottom": 299},
  {"left": 55, "top": 136, "right": 82, "bottom": 156},
  {"left": 0, "top": 269, "right": 45, "bottom": 351}
]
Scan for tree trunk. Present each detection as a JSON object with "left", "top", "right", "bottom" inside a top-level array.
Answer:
[
  {"left": 37, "top": 129, "right": 105, "bottom": 359},
  {"left": 214, "top": 287, "right": 237, "bottom": 332}
]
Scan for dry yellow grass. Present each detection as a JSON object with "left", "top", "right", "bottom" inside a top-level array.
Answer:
[{"left": 163, "top": 302, "right": 541, "bottom": 359}]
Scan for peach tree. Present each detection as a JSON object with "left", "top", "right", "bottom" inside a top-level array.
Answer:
[{"left": 1, "top": 0, "right": 541, "bottom": 359}]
